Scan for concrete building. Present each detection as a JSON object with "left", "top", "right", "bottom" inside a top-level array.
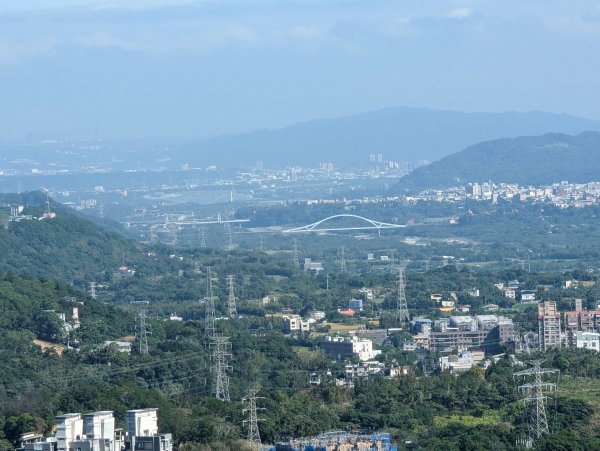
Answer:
[
  {"left": 348, "top": 298, "right": 364, "bottom": 310},
  {"left": 576, "top": 331, "right": 600, "bottom": 352},
  {"left": 283, "top": 314, "right": 310, "bottom": 333},
  {"left": 303, "top": 258, "right": 324, "bottom": 274},
  {"left": 520, "top": 290, "right": 536, "bottom": 303},
  {"left": 564, "top": 309, "right": 600, "bottom": 347},
  {"left": 439, "top": 351, "right": 486, "bottom": 374},
  {"left": 20, "top": 409, "right": 171, "bottom": 451},
  {"left": 125, "top": 409, "right": 173, "bottom": 451},
  {"left": 538, "top": 301, "right": 562, "bottom": 350},
  {"left": 56, "top": 414, "right": 83, "bottom": 451},
  {"left": 321, "top": 336, "right": 381, "bottom": 361},
  {"left": 450, "top": 316, "right": 477, "bottom": 331}
]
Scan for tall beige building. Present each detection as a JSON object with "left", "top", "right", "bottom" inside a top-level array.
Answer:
[{"left": 538, "top": 301, "right": 562, "bottom": 350}]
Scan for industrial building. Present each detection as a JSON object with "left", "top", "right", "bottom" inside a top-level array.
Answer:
[{"left": 18, "top": 408, "right": 171, "bottom": 451}]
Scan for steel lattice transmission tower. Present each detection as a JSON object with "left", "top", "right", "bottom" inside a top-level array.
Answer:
[
  {"left": 396, "top": 266, "right": 410, "bottom": 325},
  {"left": 292, "top": 238, "right": 300, "bottom": 268},
  {"left": 339, "top": 246, "right": 347, "bottom": 273},
  {"left": 89, "top": 282, "right": 97, "bottom": 300},
  {"left": 514, "top": 360, "right": 559, "bottom": 448},
  {"left": 224, "top": 223, "right": 234, "bottom": 251},
  {"left": 210, "top": 335, "right": 232, "bottom": 401},
  {"left": 243, "top": 388, "right": 265, "bottom": 448},
  {"left": 204, "top": 267, "right": 217, "bottom": 338},
  {"left": 137, "top": 309, "right": 150, "bottom": 355},
  {"left": 227, "top": 275, "right": 238, "bottom": 317},
  {"left": 200, "top": 227, "right": 207, "bottom": 248}
]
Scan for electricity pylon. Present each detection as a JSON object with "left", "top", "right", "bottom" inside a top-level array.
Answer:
[
  {"left": 514, "top": 360, "right": 559, "bottom": 448},
  {"left": 204, "top": 267, "right": 217, "bottom": 338},
  {"left": 210, "top": 335, "right": 231, "bottom": 401},
  {"left": 89, "top": 282, "right": 97, "bottom": 300},
  {"left": 200, "top": 227, "right": 207, "bottom": 248},
  {"left": 339, "top": 246, "right": 347, "bottom": 273},
  {"left": 224, "top": 223, "right": 233, "bottom": 251},
  {"left": 396, "top": 266, "right": 410, "bottom": 325},
  {"left": 137, "top": 309, "right": 149, "bottom": 355},
  {"left": 227, "top": 275, "right": 237, "bottom": 317},
  {"left": 243, "top": 387, "right": 265, "bottom": 448},
  {"left": 292, "top": 238, "right": 300, "bottom": 268}
]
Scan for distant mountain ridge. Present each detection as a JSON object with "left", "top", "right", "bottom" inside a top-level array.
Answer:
[
  {"left": 395, "top": 131, "right": 600, "bottom": 192},
  {"left": 177, "top": 107, "right": 600, "bottom": 168}
]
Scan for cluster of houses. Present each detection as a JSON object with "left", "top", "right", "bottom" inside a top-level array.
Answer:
[{"left": 18, "top": 408, "right": 172, "bottom": 451}]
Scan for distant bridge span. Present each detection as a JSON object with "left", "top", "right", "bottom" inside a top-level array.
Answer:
[{"left": 283, "top": 214, "right": 406, "bottom": 233}]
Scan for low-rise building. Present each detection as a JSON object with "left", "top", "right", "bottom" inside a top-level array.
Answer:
[
  {"left": 283, "top": 314, "right": 310, "bottom": 333},
  {"left": 348, "top": 298, "right": 364, "bottom": 310},
  {"left": 576, "top": 331, "right": 600, "bottom": 352},
  {"left": 19, "top": 409, "right": 172, "bottom": 451}
]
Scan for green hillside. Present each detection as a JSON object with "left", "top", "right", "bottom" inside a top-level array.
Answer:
[
  {"left": 0, "top": 192, "right": 182, "bottom": 286},
  {"left": 396, "top": 131, "right": 600, "bottom": 192}
]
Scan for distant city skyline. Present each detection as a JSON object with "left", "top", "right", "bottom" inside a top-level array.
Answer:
[{"left": 1, "top": 0, "right": 600, "bottom": 140}]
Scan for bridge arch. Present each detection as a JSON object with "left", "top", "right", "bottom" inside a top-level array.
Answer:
[{"left": 284, "top": 214, "right": 405, "bottom": 233}]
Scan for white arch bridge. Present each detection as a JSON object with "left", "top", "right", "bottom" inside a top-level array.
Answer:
[{"left": 283, "top": 214, "right": 406, "bottom": 233}]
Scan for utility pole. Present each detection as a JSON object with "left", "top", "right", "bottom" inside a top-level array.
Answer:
[
  {"left": 210, "top": 335, "right": 231, "bottom": 401},
  {"left": 89, "top": 282, "right": 97, "bottom": 300},
  {"left": 243, "top": 387, "right": 265, "bottom": 449},
  {"left": 339, "top": 246, "right": 347, "bottom": 273},
  {"left": 227, "top": 275, "right": 237, "bottom": 318},
  {"left": 396, "top": 266, "right": 410, "bottom": 325},
  {"left": 205, "top": 267, "right": 217, "bottom": 338},
  {"left": 292, "top": 238, "right": 300, "bottom": 268},
  {"left": 514, "top": 360, "right": 559, "bottom": 448}
]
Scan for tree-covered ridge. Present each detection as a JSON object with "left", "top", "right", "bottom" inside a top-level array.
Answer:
[
  {"left": 0, "top": 198, "right": 182, "bottom": 287},
  {"left": 397, "top": 131, "right": 600, "bottom": 192}
]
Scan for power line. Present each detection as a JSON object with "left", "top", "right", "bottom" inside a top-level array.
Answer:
[
  {"left": 242, "top": 387, "right": 265, "bottom": 449},
  {"left": 514, "top": 360, "right": 559, "bottom": 448}
]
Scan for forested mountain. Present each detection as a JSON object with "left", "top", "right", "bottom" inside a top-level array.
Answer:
[
  {"left": 396, "top": 131, "right": 600, "bottom": 192},
  {"left": 1, "top": 108, "right": 598, "bottom": 171},
  {"left": 178, "top": 107, "right": 600, "bottom": 168},
  {"left": 0, "top": 193, "right": 181, "bottom": 286}
]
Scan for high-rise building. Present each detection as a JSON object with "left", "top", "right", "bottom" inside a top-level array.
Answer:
[{"left": 538, "top": 301, "right": 562, "bottom": 350}]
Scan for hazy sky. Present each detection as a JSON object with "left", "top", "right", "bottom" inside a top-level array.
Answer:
[{"left": 1, "top": 0, "right": 600, "bottom": 140}]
